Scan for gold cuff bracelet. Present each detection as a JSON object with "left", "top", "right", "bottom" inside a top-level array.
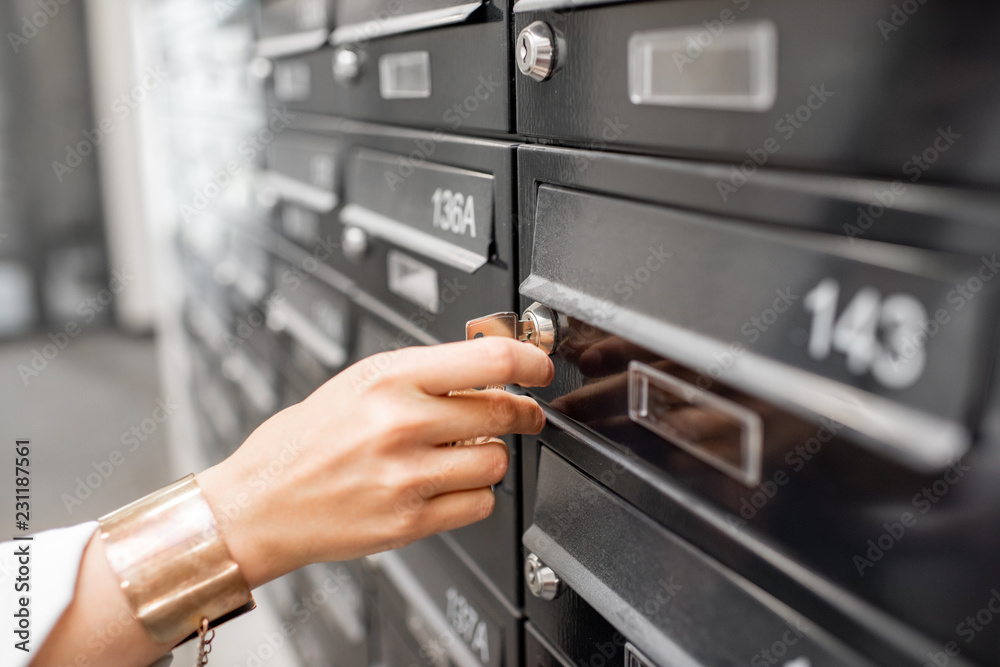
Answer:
[{"left": 98, "top": 474, "right": 255, "bottom": 645}]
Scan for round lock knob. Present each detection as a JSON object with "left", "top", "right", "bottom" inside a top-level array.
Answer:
[
  {"left": 525, "top": 552, "right": 563, "bottom": 600},
  {"left": 333, "top": 47, "right": 362, "bottom": 83},
  {"left": 523, "top": 302, "right": 566, "bottom": 355},
  {"left": 341, "top": 225, "right": 370, "bottom": 263},
  {"left": 249, "top": 56, "right": 273, "bottom": 80},
  {"left": 516, "top": 21, "right": 558, "bottom": 82}
]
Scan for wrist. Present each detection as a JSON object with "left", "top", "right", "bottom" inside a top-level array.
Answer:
[{"left": 196, "top": 461, "right": 290, "bottom": 589}]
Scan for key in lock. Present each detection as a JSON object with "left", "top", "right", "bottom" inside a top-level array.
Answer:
[
  {"left": 466, "top": 302, "right": 564, "bottom": 354},
  {"left": 448, "top": 303, "right": 564, "bottom": 446}
]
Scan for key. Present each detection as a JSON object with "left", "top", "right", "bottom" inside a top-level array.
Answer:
[{"left": 447, "top": 312, "right": 537, "bottom": 446}]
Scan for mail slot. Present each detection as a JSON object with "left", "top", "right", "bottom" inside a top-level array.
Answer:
[
  {"left": 275, "top": 0, "right": 511, "bottom": 134},
  {"left": 517, "top": 144, "right": 1000, "bottom": 473},
  {"left": 267, "top": 255, "right": 353, "bottom": 390},
  {"left": 320, "top": 123, "right": 517, "bottom": 344},
  {"left": 265, "top": 131, "right": 341, "bottom": 214},
  {"left": 522, "top": 445, "right": 870, "bottom": 667},
  {"left": 264, "top": 131, "right": 344, "bottom": 250},
  {"left": 258, "top": 0, "right": 335, "bottom": 59},
  {"left": 513, "top": 0, "right": 1000, "bottom": 186}
]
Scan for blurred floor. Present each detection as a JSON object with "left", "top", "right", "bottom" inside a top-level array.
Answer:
[
  {"left": 0, "top": 329, "right": 172, "bottom": 532},
  {"left": 1, "top": 329, "right": 303, "bottom": 667}
]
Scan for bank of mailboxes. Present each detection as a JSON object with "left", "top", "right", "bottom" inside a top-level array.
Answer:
[{"left": 180, "top": 0, "right": 1000, "bottom": 665}]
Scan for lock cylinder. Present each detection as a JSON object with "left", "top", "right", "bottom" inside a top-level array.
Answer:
[
  {"left": 522, "top": 302, "right": 565, "bottom": 355},
  {"left": 464, "top": 302, "right": 565, "bottom": 354}
]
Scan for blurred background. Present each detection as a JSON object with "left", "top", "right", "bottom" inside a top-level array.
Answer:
[{"left": 1, "top": 1, "right": 300, "bottom": 663}]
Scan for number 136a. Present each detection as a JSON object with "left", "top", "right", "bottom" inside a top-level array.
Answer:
[{"left": 803, "top": 279, "right": 928, "bottom": 389}]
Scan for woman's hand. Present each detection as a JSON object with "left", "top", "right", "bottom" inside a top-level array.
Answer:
[{"left": 198, "top": 336, "right": 554, "bottom": 588}]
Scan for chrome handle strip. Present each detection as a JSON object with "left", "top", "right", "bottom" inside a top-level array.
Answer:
[
  {"left": 340, "top": 203, "right": 488, "bottom": 273},
  {"left": 331, "top": 2, "right": 485, "bottom": 46}
]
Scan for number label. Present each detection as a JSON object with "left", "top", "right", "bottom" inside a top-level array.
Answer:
[
  {"left": 803, "top": 279, "right": 927, "bottom": 389},
  {"left": 431, "top": 188, "right": 477, "bottom": 238},
  {"left": 445, "top": 587, "right": 490, "bottom": 664}
]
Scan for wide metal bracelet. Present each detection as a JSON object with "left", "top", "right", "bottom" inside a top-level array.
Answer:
[{"left": 98, "top": 474, "right": 255, "bottom": 645}]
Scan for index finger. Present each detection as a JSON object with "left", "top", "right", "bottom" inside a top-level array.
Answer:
[{"left": 406, "top": 337, "right": 554, "bottom": 396}]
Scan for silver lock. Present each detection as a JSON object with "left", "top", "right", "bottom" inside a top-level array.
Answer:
[
  {"left": 516, "top": 21, "right": 558, "bottom": 82},
  {"left": 522, "top": 301, "right": 565, "bottom": 355},
  {"left": 465, "top": 302, "right": 564, "bottom": 355},
  {"left": 525, "top": 553, "right": 563, "bottom": 600},
  {"left": 341, "top": 225, "right": 370, "bottom": 263},
  {"left": 333, "top": 47, "right": 362, "bottom": 83}
]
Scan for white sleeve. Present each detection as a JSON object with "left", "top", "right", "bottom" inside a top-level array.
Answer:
[
  {"left": 1, "top": 521, "right": 97, "bottom": 667},
  {"left": 1, "top": 521, "right": 174, "bottom": 667}
]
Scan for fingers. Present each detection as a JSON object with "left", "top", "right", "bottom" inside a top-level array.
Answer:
[
  {"left": 414, "top": 390, "right": 545, "bottom": 444},
  {"left": 578, "top": 336, "right": 664, "bottom": 378},
  {"left": 415, "top": 438, "right": 509, "bottom": 495},
  {"left": 549, "top": 374, "right": 629, "bottom": 423},
  {"left": 414, "top": 487, "right": 498, "bottom": 537},
  {"left": 403, "top": 337, "right": 554, "bottom": 395}
]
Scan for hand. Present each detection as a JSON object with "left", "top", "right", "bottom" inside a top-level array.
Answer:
[{"left": 198, "top": 336, "right": 554, "bottom": 588}]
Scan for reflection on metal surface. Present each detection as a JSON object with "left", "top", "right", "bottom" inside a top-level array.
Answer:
[
  {"left": 625, "top": 642, "right": 658, "bottom": 667},
  {"left": 388, "top": 250, "right": 440, "bottom": 314},
  {"left": 331, "top": 2, "right": 485, "bottom": 45},
  {"left": 525, "top": 552, "right": 563, "bottom": 600},
  {"left": 267, "top": 301, "right": 347, "bottom": 368},
  {"left": 340, "top": 203, "right": 488, "bottom": 272},
  {"left": 513, "top": 0, "right": 626, "bottom": 11},
  {"left": 466, "top": 311, "right": 534, "bottom": 342},
  {"left": 628, "top": 21, "right": 778, "bottom": 111},
  {"left": 516, "top": 21, "right": 558, "bottom": 82},
  {"left": 524, "top": 276, "right": 969, "bottom": 472},
  {"left": 379, "top": 51, "right": 432, "bottom": 99},
  {"left": 333, "top": 47, "right": 363, "bottom": 83},
  {"left": 628, "top": 360, "right": 762, "bottom": 486},
  {"left": 255, "top": 28, "right": 330, "bottom": 59},
  {"left": 265, "top": 171, "right": 338, "bottom": 212},
  {"left": 273, "top": 59, "right": 312, "bottom": 101},
  {"left": 341, "top": 225, "right": 371, "bottom": 262},
  {"left": 522, "top": 301, "right": 565, "bottom": 354}
]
